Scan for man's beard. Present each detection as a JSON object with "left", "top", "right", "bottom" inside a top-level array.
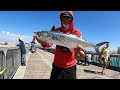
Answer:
[{"left": 63, "top": 24, "right": 69, "bottom": 30}]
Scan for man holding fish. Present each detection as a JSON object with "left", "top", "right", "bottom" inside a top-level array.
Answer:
[{"left": 34, "top": 11, "right": 86, "bottom": 79}]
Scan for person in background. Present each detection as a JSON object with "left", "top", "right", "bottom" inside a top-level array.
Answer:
[
  {"left": 100, "top": 43, "right": 110, "bottom": 75},
  {"left": 34, "top": 11, "right": 85, "bottom": 79},
  {"left": 17, "top": 37, "right": 26, "bottom": 66},
  {"left": 30, "top": 36, "right": 37, "bottom": 53},
  {"left": 84, "top": 51, "right": 90, "bottom": 66}
]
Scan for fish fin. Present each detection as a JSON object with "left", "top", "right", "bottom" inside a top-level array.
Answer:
[
  {"left": 51, "top": 26, "right": 55, "bottom": 31},
  {"left": 69, "top": 48, "right": 74, "bottom": 52},
  {"left": 94, "top": 41, "right": 109, "bottom": 54}
]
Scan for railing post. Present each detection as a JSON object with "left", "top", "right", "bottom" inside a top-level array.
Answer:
[{"left": 2, "top": 49, "right": 8, "bottom": 79}]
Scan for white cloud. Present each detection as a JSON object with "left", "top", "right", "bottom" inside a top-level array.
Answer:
[
  {"left": 2, "top": 31, "right": 6, "bottom": 34},
  {"left": 0, "top": 31, "right": 32, "bottom": 43}
]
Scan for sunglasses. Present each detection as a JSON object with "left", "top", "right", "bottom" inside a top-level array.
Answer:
[{"left": 61, "top": 17, "right": 73, "bottom": 22}]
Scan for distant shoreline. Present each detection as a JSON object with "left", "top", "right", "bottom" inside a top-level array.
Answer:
[{"left": 0, "top": 45, "right": 16, "bottom": 47}]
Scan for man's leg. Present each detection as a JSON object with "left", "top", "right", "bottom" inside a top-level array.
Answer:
[
  {"left": 62, "top": 65, "right": 76, "bottom": 79},
  {"left": 21, "top": 54, "right": 26, "bottom": 66},
  {"left": 101, "top": 58, "right": 107, "bottom": 74},
  {"left": 50, "top": 64, "right": 63, "bottom": 79}
]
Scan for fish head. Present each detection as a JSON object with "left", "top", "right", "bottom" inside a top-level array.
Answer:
[{"left": 34, "top": 31, "right": 52, "bottom": 41}]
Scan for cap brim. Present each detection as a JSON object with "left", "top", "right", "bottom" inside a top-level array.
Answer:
[{"left": 62, "top": 15, "right": 72, "bottom": 17}]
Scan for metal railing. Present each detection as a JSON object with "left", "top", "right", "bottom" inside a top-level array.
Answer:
[
  {"left": 84, "top": 53, "right": 120, "bottom": 71},
  {"left": 0, "top": 46, "right": 30, "bottom": 79},
  {"left": 1, "top": 46, "right": 120, "bottom": 79}
]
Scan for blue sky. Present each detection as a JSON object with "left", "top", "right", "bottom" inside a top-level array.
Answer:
[{"left": 0, "top": 11, "right": 120, "bottom": 51}]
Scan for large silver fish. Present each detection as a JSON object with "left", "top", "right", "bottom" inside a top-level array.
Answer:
[{"left": 34, "top": 31, "right": 109, "bottom": 53}]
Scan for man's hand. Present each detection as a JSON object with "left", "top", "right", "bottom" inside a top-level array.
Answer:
[
  {"left": 33, "top": 33, "right": 46, "bottom": 46},
  {"left": 75, "top": 45, "right": 85, "bottom": 60}
]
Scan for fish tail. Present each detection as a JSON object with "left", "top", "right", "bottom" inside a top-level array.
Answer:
[{"left": 94, "top": 41, "right": 109, "bottom": 54}]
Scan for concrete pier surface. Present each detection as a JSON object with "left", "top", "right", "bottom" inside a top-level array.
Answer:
[{"left": 13, "top": 49, "right": 120, "bottom": 79}]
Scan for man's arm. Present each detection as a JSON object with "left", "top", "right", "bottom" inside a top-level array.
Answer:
[
  {"left": 35, "top": 37, "right": 46, "bottom": 47},
  {"left": 16, "top": 42, "right": 21, "bottom": 47}
]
